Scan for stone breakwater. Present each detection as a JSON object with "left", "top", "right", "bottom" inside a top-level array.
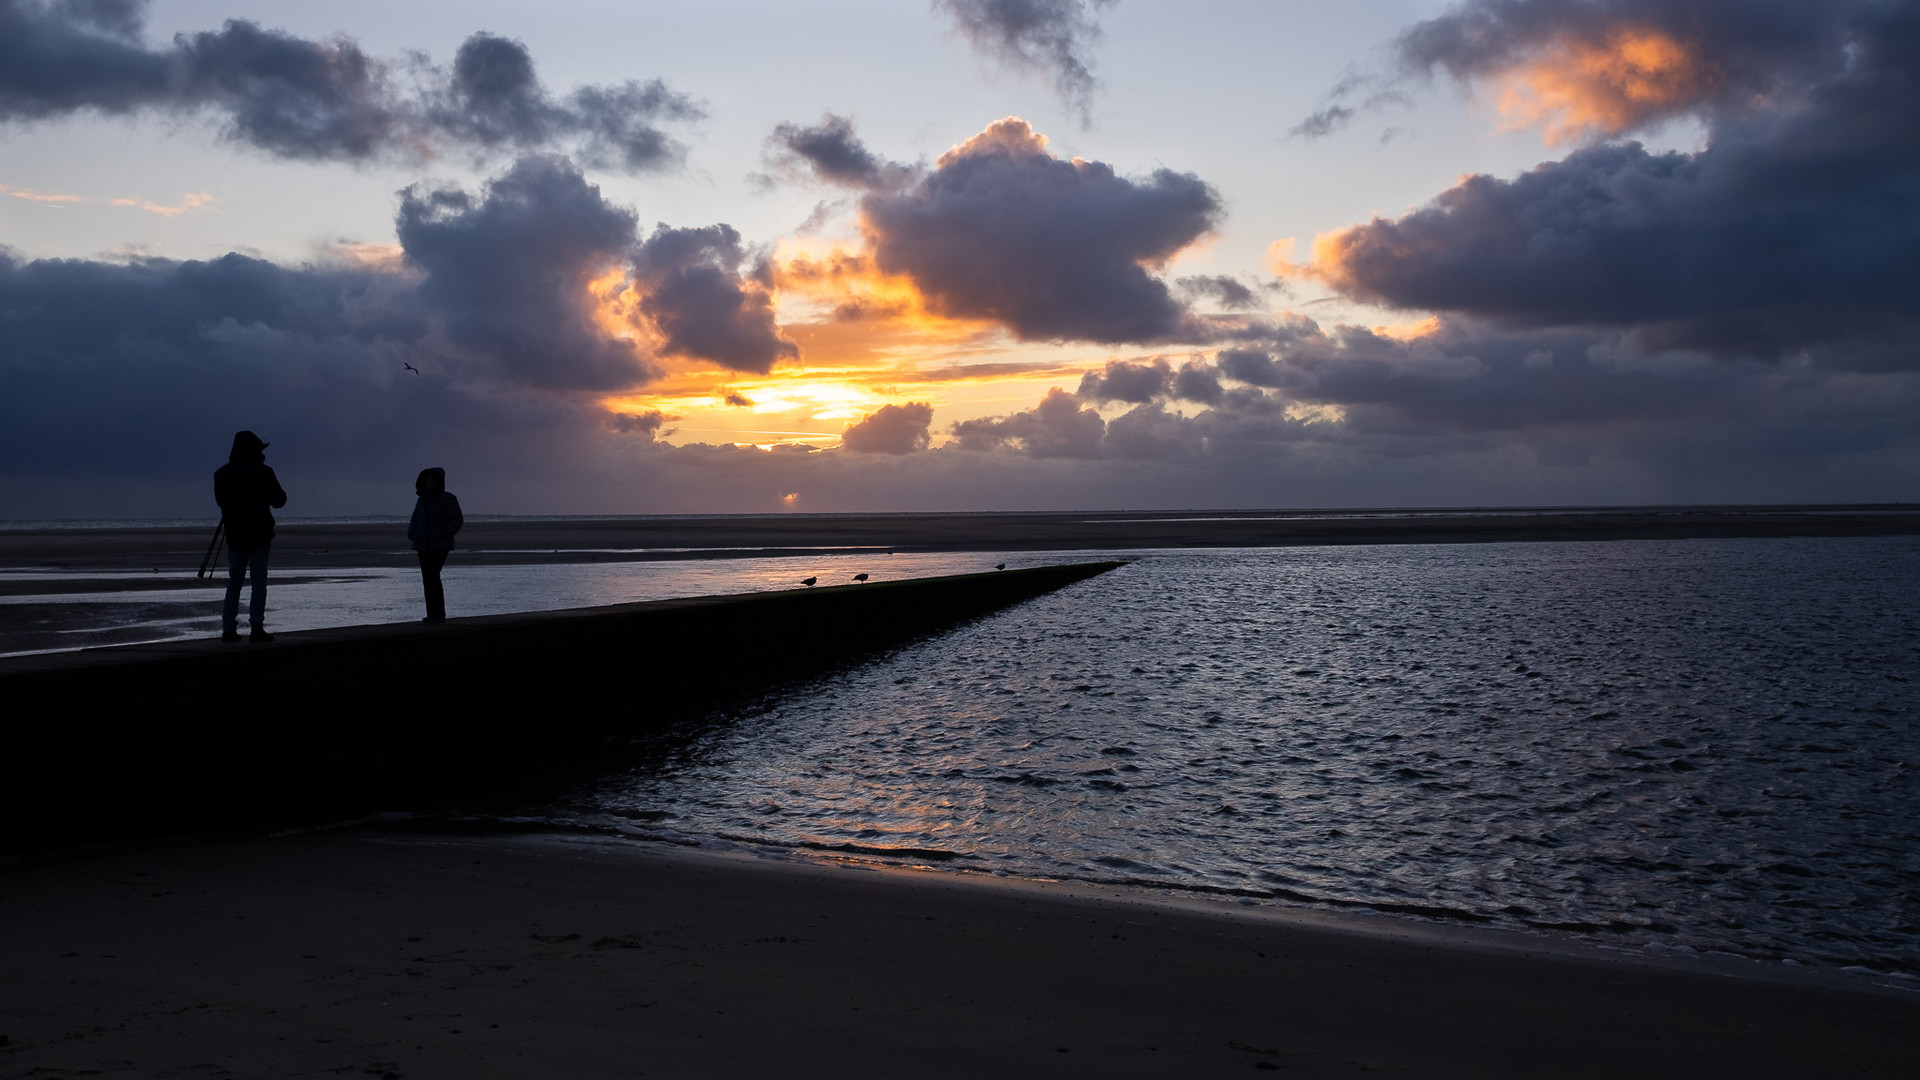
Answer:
[{"left": 0, "top": 562, "right": 1120, "bottom": 851}]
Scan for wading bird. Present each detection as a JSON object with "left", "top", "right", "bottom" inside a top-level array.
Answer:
[
  {"left": 853, "top": 573, "right": 869, "bottom": 583},
  {"left": 801, "top": 576, "right": 817, "bottom": 587}
]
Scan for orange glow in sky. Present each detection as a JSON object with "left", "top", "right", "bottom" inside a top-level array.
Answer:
[
  {"left": 597, "top": 235, "right": 1110, "bottom": 449},
  {"left": 1496, "top": 27, "right": 1714, "bottom": 144}
]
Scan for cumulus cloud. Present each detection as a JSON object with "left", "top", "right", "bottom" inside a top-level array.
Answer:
[
  {"left": 0, "top": 1, "right": 699, "bottom": 168},
  {"left": 1076, "top": 357, "right": 1169, "bottom": 403},
  {"left": 1296, "top": 0, "right": 1920, "bottom": 362},
  {"left": 397, "top": 156, "right": 653, "bottom": 391},
  {"left": 950, "top": 386, "right": 1107, "bottom": 456},
  {"left": 0, "top": 152, "right": 805, "bottom": 503},
  {"left": 934, "top": 0, "right": 1116, "bottom": 124},
  {"left": 861, "top": 118, "right": 1221, "bottom": 343},
  {"left": 840, "top": 402, "right": 935, "bottom": 453},
  {"left": 630, "top": 225, "right": 797, "bottom": 374}
]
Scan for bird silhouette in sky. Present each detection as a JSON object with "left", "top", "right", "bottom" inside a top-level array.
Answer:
[
  {"left": 402, "top": 362, "right": 420, "bottom": 375},
  {"left": 853, "top": 573, "right": 869, "bottom": 583},
  {"left": 801, "top": 576, "right": 817, "bottom": 587}
]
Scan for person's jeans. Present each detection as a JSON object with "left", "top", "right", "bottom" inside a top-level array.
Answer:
[
  {"left": 419, "top": 548, "right": 450, "bottom": 621},
  {"left": 223, "top": 544, "right": 269, "bottom": 631}
]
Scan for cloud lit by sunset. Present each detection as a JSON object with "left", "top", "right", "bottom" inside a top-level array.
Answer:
[{"left": 1493, "top": 27, "right": 1715, "bottom": 143}]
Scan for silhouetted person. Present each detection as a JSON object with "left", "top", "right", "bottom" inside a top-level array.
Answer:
[
  {"left": 408, "top": 467, "right": 463, "bottom": 623},
  {"left": 213, "top": 430, "right": 287, "bottom": 642}
]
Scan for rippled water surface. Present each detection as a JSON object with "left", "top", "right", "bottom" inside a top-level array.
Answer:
[{"left": 571, "top": 537, "right": 1920, "bottom": 973}]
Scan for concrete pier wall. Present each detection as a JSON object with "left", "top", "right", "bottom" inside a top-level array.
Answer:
[{"left": 1, "top": 562, "right": 1121, "bottom": 850}]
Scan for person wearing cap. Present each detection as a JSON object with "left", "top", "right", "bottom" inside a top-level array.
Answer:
[
  {"left": 213, "top": 430, "right": 288, "bottom": 642},
  {"left": 407, "top": 467, "right": 463, "bottom": 624}
]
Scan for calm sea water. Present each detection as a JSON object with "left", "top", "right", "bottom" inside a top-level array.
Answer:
[{"left": 558, "top": 537, "right": 1920, "bottom": 976}]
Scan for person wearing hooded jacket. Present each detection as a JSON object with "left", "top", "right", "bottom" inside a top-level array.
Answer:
[
  {"left": 407, "top": 467, "right": 463, "bottom": 623},
  {"left": 213, "top": 430, "right": 288, "bottom": 642}
]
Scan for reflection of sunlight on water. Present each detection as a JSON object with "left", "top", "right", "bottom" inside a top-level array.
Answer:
[{"left": 0, "top": 551, "right": 1108, "bottom": 657}]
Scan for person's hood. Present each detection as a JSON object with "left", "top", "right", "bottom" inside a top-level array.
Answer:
[{"left": 228, "top": 430, "right": 268, "bottom": 464}]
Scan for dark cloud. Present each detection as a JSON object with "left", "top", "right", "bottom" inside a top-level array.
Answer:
[
  {"left": 0, "top": 153, "right": 817, "bottom": 517},
  {"left": 766, "top": 113, "right": 909, "bottom": 190},
  {"left": 0, "top": 2, "right": 699, "bottom": 169},
  {"left": 1102, "top": 403, "right": 1203, "bottom": 460},
  {"left": 171, "top": 19, "right": 404, "bottom": 161},
  {"left": 397, "top": 156, "right": 652, "bottom": 391},
  {"left": 433, "top": 32, "right": 699, "bottom": 172},
  {"left": 933, "top": 298, "right": 1920, "bottom": 486},
  {"left": 1394, "top": 0, "right": 1863, "bottom": 134},
  {"left": 1308, "top": 0, "right": 1920, "bottom": 362},
  {"left": 1077, "top": 357, "right": 1169, "bottom": 404},
  {"left": 1296, "top": 1, "right": 1864, "bottom": 142},
  {"left": 862, "top": 118, "right": 1221, "bottom": 344},
  {"left": 840, "top": 402, "right": 935, "bottom": 454},
  {"left": 1176, "top": 274, "right": 1265, "bottom": 310},
  {"left": 1168, "top": 361, "right": 1224, "bottom": 405},
  {"left": 934, "top": 0, "right": 1115, "bottom": 124},
  {"left": 0, "top": 242, "right": 582, "bottom": 516},
  {"left": 630, "top": 224, "right": 797, "bottom": 374},
  {"left": 608, "top": 410, "right": 671, "bottom": 437},
  {"left": 0, "top": 0, "right": 170, "bottom": 119},
  {"left": 950, "top": 387, "right": 1107, "bottom": 457},
  {"left": 1216, "top": 347, "right": 1309, "bottom": 391}
]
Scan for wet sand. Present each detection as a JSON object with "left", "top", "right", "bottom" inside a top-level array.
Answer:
[
  {"left": 3, "top": 829, "right": 1914, "bottom": 1079},
  {"left": 3, "top": 504, "right": 1916, "bottom": 578}
]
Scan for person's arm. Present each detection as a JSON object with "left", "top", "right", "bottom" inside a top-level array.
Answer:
[
  {"left": 266, "top": 467, "right": 288, "bottom": 509},
  {"left": 448, "top": 494, "right": 463, "bottom": 535},
  {"left": 408, "top": 499, "right": 423, "bottom": 545}
]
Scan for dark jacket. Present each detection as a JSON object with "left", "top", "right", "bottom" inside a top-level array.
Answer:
[
  {"left": 408, "top": 490, "right": 464, "bottom": 551},
  {"left": 214, "top": 443, "right": 288, "bottom": 551}
]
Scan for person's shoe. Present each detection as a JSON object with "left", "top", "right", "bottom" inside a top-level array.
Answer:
[
  {"left": 249, "top": 627, "right": 275, "bottom": 642},
  {"left": 221, "top": 629, "right": 242, "bottom": 642},
  {"left": 421, "top": 615, "right": 446, "bottom": 624}
]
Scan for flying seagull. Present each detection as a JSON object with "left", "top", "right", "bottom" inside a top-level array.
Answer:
[
  {"left": 853, "top": 573, "right": 869, "bottom": 583},
  {"left": 801, "top": 576, "right": 817, "bottom": 587},
  {"left": 402, "top": 362, "right": 420, "bottom": 375}
]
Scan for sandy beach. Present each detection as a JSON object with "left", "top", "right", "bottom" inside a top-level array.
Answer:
[{"left": 3, "top": 827, "right": 1915, "bottom": 1079}]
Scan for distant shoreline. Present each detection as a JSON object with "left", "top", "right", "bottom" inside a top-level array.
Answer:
[{"left": 2, "top": 504, "right": 1916, "bottom": 573}]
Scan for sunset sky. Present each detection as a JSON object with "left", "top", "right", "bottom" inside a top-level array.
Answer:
[{"left": 3, "top": 0, "right": 1917, "bottom": 516}]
